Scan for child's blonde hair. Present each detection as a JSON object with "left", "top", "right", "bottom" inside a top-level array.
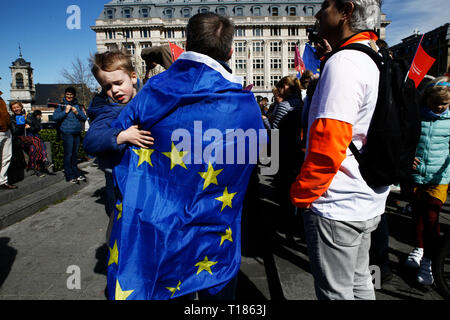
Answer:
[
  {"left": 422, "top": 76, "right": 450, "bottom": 108},
  {"left": 91, "top": 50, "right": 135, "bottom": 78}
]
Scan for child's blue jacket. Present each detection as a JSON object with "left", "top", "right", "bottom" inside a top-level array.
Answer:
[{"left": 83, "top": 92, "right": 127, "bottom": 170}]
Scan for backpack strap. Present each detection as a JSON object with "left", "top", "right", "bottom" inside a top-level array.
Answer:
[{"left": 321, "top": 42, "right": 385, "bottom": 163}]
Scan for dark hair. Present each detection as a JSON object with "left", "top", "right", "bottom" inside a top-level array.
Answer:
[
  {"left": 32, "top": 110, "right": 42, "bottom": 117},
  {"left": 185, "top": 12, "right": 234, "bottom": 61},
  {"left": 65, "top": 87, "right": 77, "bottom": 96}
]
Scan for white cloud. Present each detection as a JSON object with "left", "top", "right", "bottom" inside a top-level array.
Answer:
[{"left": 382, "top": 0, "right": 450, "bottom": 46}]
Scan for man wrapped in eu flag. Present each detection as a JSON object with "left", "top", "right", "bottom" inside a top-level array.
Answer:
[{"left": 107, "top": 12, "right": 266, "bottom": 300}]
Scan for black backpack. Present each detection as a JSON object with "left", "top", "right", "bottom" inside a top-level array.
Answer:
[{"left": 322, "top": 41, "right": 421, "bottom": 189}]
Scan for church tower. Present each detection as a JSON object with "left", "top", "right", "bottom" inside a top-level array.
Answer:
[{"left": 10, "top": 46, "right": 35, "bottom": 112}]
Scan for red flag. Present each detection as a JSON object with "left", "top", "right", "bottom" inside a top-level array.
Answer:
[
  {"left": 169, "top": 42, "right": 184, "bottom": 62},
  {"left": 295, "top": 44, "right": 306, "bottom": 75},
  {"left": 407, "top": 40, "right": 436, "bottom": 88}
]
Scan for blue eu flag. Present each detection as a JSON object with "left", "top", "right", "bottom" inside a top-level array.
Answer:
[
  {"left": 107, "top": 52, "right": 265, "bottom": 300},
  {"left": 303, "top": 43, "right": 321, "bottom": 75}
]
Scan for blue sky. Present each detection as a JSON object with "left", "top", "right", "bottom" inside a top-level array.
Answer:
[{"left": 1, "top": 0, "right": 449, "bottom": 102}]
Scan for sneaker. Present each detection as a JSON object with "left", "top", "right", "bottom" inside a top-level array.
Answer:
[
  {"left": 405, "top": 247, "right": 423, "bottom": 268},
  {"left": 77, "top": 175, "right": 87, "bottom": 182},
  {"left": 69, "top": 179, "right": 78, "bottom": 184},
  {"left": 417, "top": 257, "right": 434, "bottom": 285},
  {"left": 43, "top": 160, "right": 54, "bottom": 171}
]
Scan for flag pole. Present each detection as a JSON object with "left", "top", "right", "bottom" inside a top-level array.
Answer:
[{"left": 404, "top": 33, "right": 425, "bottom": 83}]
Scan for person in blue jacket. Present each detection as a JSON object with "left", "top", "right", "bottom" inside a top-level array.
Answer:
[
  {"left": 84, "top": 50, "right": 154, "bottom": 241},
  {"left": 52, "top": 87, "right": 87, "bottom": 183},
  {"left": 404, "top": 76, "right": 450, "bottom": 286}
]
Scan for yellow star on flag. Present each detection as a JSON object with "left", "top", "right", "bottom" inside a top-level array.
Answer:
[
  {"left": 108, "top": 241, "right": 119, "bottom": 266},
  {"left": 195, "top": 256, "right": 218, "bottom": 275},
  {"left": 219, "top": 227, "right": 233, "bottom": 246},
  {"left": 198, "top": 163, "right": 223, "bottom": 190},
  {"left": 166, "top": 280, "right": 182, "bottom": 298},
  {"left": 215, "top": 187, "right": 237, "bottom": 212},
  {"left": 133, "top": 148, "right": 154, "bottom": 168},
  {"left": 162, "top": 143, "right": 189, "bottom": 170},
  {"left": 115, "top": 279, "right": 134, "bottom": 300},
  {"left": 116, "top": 202, "right": 123, "bottom": 220}
]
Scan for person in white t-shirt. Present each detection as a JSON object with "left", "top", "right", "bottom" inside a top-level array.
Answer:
[{"left": 290, "top": 0, "right": 387, "bottom": 300}]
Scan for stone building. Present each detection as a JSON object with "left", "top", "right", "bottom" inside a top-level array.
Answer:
[
  {"left": 92, "top": 0, "right": 390, "bottom": 97},
  {"left": 390, "top": 23, "right": 450, "bottom": 78},
  {"left": 9, "top": 54, "right": 35, "bottom": 112}
]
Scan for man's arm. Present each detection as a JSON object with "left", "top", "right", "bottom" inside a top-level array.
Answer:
[{"left": 290, "top": 118, "right": 352, "bottom": 207}]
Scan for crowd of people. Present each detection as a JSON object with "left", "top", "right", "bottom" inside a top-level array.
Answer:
[{"left": 0, "top": 0, "right": 448, "bottom": 301}]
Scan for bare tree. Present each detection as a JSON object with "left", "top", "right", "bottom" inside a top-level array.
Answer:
[{"left": 60, "top": 57, "right": 97, "bottom": 108}]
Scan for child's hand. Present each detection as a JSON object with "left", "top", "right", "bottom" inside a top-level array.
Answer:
[
  {"left": 71, "top": 107, "right": 78, "bottom": 115},
  {"left": 117, "top": 125, "right": 154, "bottom": 149},
  {"left": 412, "top": 157, "right": 420, "bottom": 170},
  {"left": 65, "top": 105, "right": 72, "bottom": 113}
]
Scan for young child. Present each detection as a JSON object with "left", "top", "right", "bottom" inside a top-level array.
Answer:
[
  {"left": 84, "top": 50, "right": 154, "bottom": 241},
  {"left": 404, "top": 76, "right": 450, "bottom": 285}
]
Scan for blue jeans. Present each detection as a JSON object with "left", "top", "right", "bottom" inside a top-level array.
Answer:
[{"left": 61, "top": 132, "right": 81, "bottom": 181}]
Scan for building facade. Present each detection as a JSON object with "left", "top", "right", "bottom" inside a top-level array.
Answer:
[
  {"left": 390, "top": 23, "right": 450, "bottom": 78},
  {"left": 9, "top": 54, "right": 35, "bottom": 112},
  {"left": 92, "top": 0, "right": 390, "bottom": 97}
]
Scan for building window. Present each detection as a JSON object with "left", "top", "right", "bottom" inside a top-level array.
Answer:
[
  {"left": 141, "top": 42, "right": 152, "bottom": 49},
  {"left": 253, "top": 27, "right": 263, "bottom": 37},
  {"left": 271, "top": 7, "right": 279, "bottom": 16},
  {"left": 106, "top": 31, "right": 116, "bottom": 39},
  {"left": 106, "top": 43, "right": 119, "bottom": 51},
  {"left": 15, "top": 73, "right": 24, "bottom": 89},
  {"left": 123, "top": 8, "right": 132, "bottom": 18},
  {"left": 305, "top": 6, "right": 315, "bottom": 16},
  {"left": 182, "top": 8, "right": 191, "bottom": 18},
  {"left": 165, "top": 30, "right": 175, "bottom": 38},
  {"left": 252, "top": 6, "right": 261, "bottom": 16},
  {"left": 235, "top": 59, "right": 246, "bottom": 70},
  {"left": 125, "top": 44, "right": 135, "bottom": 55},
  {"left": 106, "top": 9, "right": 114, "bottom": 19},
  {"left": 253, "top": 75, "right": 264, "bottom": 87},
  {"left": 164, "top": 8, "right": 174, "bottom": 18},
  {"left": 123, "top": 29, "right": 133, "bottom": 39},
  {"left": 253, "top": 59, "right": 264, "bottom": 69},
  {"left": 270, "top": 58, "right": 282, "bottom": 69},
  {"left": 199, "top": 7, "right": 209, "bottom": 13},
  {"left": 270, "top": 41, "right": 281, "bottom": 53},
  {"left": 235, "top": 27, "right": 245, "bottom": 37},
  {"left": 235, "top": 42, "right": 246, "bottom": 54},
  {"left": 288, "top": 41, "right": 297, "bottom": 53},
  {"left": 270, "top": 27, "right": 281, "bottom": 37},
  {"left": 288, "top": 58, "right": 296, "bottom": 69},
  {"left": 271, "top": 75, "right": 282, "bottom": 86},
  {"left": 140, "top": 28, "right": 149, "bottom": 38},
  {"left": 235, "top": 7, "right": 244, "bottom": 16},
  {"left": 288, "top": 7, "right": 297, "bottom": 16},
  {"left": 141, "top": 8, "right": 149, "bottom": 18},
  {"left": 288, "top": 27, "right": 299, "bottom": 36},
  {"left": 217, "top": 7, "right": 226, "bottom": 15},
  {"left": 252, "top": 41, "right": 264, "bottom": 53}
]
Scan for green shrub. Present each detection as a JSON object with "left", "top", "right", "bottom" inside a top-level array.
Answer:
[{"left": 40, "top": 129, "right": 88, "bottom": 172}]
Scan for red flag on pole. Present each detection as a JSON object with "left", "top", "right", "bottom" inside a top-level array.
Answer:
[
  {"left": 168, "top": 42, "right": 184, "bottom": 62},
  {"left": 407, "top": 36, "right": 436, "bottom": 88},
  {"left": 295, "top": 44, "right": 306, "bottom": 76}
]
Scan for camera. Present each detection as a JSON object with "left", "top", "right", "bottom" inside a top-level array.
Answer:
[{"left": 307, "top": 28, "right": 321, "bottom": 44}]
